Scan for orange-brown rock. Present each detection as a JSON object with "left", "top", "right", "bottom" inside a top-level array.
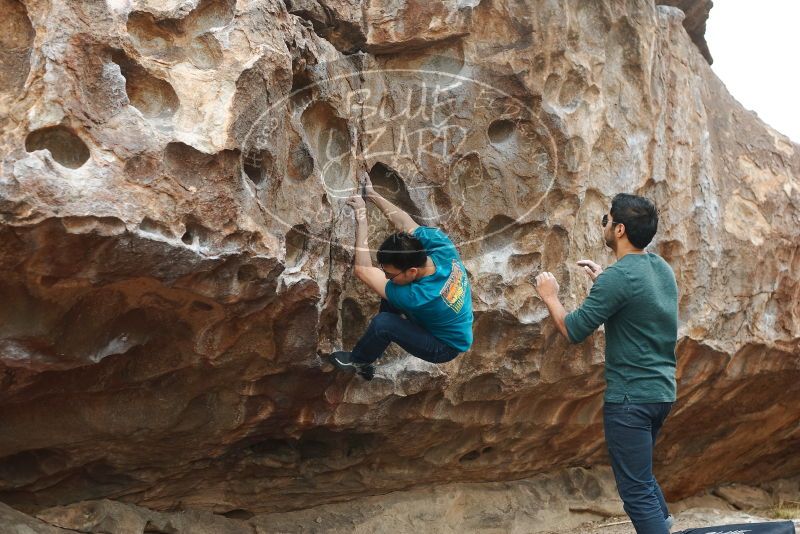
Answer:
[
  {"left": 658, "top": 0, "right": 714, "bottom": 63},
  {"left": 5, "top": 472, "right": 800, "bottom": 533},
  {"left": 0, "top": 0, "right": 798, "bottom": 522}
]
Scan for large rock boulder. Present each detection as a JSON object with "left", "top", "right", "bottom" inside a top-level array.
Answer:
[{"left": 0, "top": 0, "right": 798, "bottom": 517}]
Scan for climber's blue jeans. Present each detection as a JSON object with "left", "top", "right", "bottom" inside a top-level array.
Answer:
[
  {"left": 351, "top": 300, "right": 460, "bottom": 365},
  {"left": 604, "top": 400, "right": 673, "bottom": 534}
]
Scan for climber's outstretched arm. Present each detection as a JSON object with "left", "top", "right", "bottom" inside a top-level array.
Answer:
[
  {"left": 346, "top": 194, "right": 388, "bottom": 300},
  {"left": 361, "top": 171, "right": 419, "bottom": 234},
  {"left": 354, "top": 266, "right": 388, "bottom": 300}
]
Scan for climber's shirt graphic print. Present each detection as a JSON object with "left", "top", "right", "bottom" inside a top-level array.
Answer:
[{"left": 440, "top": 259, "right": 466, "bottom": 313}]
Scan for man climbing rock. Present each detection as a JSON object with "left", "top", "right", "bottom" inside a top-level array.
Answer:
[
  {"left": 331, "top": 171, "right": 474, "bottom": 380},
  {"left": 534, "top": 193, "right": 678, "bottom": 534}
]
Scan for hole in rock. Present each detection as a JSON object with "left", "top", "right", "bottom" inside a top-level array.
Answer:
[
  {"left": 369, "top": 162, "right": 421, "bottom": 220},
  {"left": 53, "top": 292, "right": 147, "bottom": 363},
  {"left": 284, "top": 224, "right": 308, "bottom": 268},
  {"left": 124, "top": 154, "right": 160, "bottom": 183},
  {"left": 165, "top": 142, "right": 236, "bottom": 190},
  {"left": 459, "top": 450, "right": 481, "bottom": 463},
  {"left": 181, "top": 222, "right": 210, "bottom": 247},
  {"left": 245, "top": 438, "right": 299, "bottom": 463},
  {"left": 242, "top": 150, "right": 266, "bottom": 185},
  {"left": 237, "top": 264, "right": 258, "bottom": 282},
  {"left": 185, "top": 0, "right": 236, "bottom": 35},
  {"left": 0, "top": 0, "right": 35, "bottom": 96},
  {"left": 143, "top": 521, "right": 178, "bottom": 534},
  {"left": 40, "top": 275, "right": 60, "bottom": 287},
  {"left": 290, "top": 61, "right": 315, "bottom": 105},
  {"left": 487, "top": 119, "right": 516, "bottom": 144},
  {"left": 242, "top": 149, "right": 276, "bottom": 187},
  {"left": 190, "top": 300, "right": 213, "bottom": 312},
  {"left": 0, "top": 448, "right": 68, "bottom": 486},
  {"left": 138, "top": 216, "right": 175, "bottom": 240},
  {"left": 382, "top": 40, "right": 466, "bottom": 80},
  {"left": 180, "top": 221, "right": 214, "bottom": 249},
  {"left": 297, "top": 440, "right": 328, "bottom": 460},
  {"left": 111, "top": 50, "right": 178, "bottom": 119},
  {"left": 287, "top": 131, "right": 314, "bottom": 181},
  {"left": 460, "top": 372, "right": 505, "bottom": 401},
  {"left": 165, "top": 141, "right": 206, "bottom": 169},
  {"left": 126, "top": 11, "right": 181, "bottom": 60},
  {"left": 81, "top": 460, "right": 138, "bottom": 490},
  {"left": 61, "top": 215, "right": 126, "bottom": 236},
  {"left": 482, "top": 214, "right": 517, "bottom": 252},
  {"left": 508, "top": 252, "right": 541, "bottom": 274},
  {"left": 127, "top": 0, "right": 233, "bottom": 70},
  {"left": 292, "top": 428, "right": 379, "bottom": 461},
  {"left": 61, "top": 306, "right": 156, "bottom": 364},
  {"left": 221, "top": 509, "right": 254, "bottom": 520},
  {"left": 558, "top": 68, "right": 588, "bottom": 108},
  {"left": 300, "top": 101, "right": 351, "bottom": 195},
  {"left": 187, "top": 32, "right": 223, "bottom": 70},
  {"left": 286, "top": 0, "right": 367, "bottom": 53},
  {"left": 286, "top": 0, "right": 330, "bottom": 33},
  {"left": 25, "top": 125, "right": 90, "bottom": 169},
  {"left": 221, "top": 230, "right": 254, "bottom": 252},
  {"left": 345, "top": 433, "right": 378, "bottom": 457}
]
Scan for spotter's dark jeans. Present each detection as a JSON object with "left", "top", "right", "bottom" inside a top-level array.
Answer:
[{"left": 604, "top": 399, "right": 673, "bottom": 534}]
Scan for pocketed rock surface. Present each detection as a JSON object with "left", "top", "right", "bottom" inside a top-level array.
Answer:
[{"left": 0, "top": 0, "right": 798, "bottom": 520}]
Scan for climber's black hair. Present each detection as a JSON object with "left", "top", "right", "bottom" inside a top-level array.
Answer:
[{"left": 376, "top": 232, "right": 427, "bottom": 271}]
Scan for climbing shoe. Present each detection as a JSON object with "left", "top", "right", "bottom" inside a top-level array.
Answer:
[
  {"left": 357, "top": 364, "right": 375, "bottom": 381},
  {"left": 331, "top": 351, "right": 374, "bottom": 380}
]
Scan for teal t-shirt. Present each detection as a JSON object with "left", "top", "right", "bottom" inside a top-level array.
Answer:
[
  {"left": 564, "top": 253, "right": 678, "bottom": 403},
  {"left": 384, "top": 226, "right": 474, "bottom": 352}
]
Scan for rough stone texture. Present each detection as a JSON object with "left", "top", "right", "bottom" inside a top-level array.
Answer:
[
  {"left": 35, "top": 498, "right": 253, "bottom": 534},
  {"left": 2, "top": 472, "right": 798, "bottom": 534},
  {"left": 0, "top": 502, "right": 74, "bottom": 533},
  {"left": 27, "top": 467, "right": 622, "bottom": 533},
  {"left": 251, "top": 466, "right": 624, "bottom": 533},
  {"left": 671, "top": 492, "right": 736, "bottom": 514},
  {"left": 657, "top": 0, "right": 714, "bottom": 63},
  {"left": 714, "top": 483, "right": 775, "bottom": 511},
  {"left": 0, "top": 0, "right": 799, "bottom": 522}
]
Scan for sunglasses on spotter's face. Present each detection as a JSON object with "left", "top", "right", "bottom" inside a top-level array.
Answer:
[{"left": 601, "top": 214, "right": 623, "bottom": 227}]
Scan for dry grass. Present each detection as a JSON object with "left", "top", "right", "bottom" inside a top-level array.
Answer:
[{"left": 764, "top": 500, "right": 800, "bottom": 520}]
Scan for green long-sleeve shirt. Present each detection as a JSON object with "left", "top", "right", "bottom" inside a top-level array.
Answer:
[{"left": 564, "top": 253, "right": 678, "bottom": 403}]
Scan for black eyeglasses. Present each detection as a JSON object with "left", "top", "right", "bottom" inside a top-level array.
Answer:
[
  {"left": 601, "top": 214, "right": 623, "bottom": 227},
  {"left": 380, "top": 265, "right": 405, "bottom": 280}
]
